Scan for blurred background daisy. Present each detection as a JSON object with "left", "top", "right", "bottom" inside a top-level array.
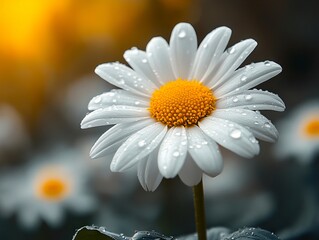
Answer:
[{"left": 0, "top": 0, "right": 319, "bottom": 240}]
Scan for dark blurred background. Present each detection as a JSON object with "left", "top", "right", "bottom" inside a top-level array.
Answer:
[{"left": 1, "top": 0, "right": 319, "bottom": 240}]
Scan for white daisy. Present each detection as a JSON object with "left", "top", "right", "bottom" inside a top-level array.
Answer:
[
  {"left": 0, "top": 149, "right": 96, "bottom": 229},
  {"left": 275, "top": 100, "right": 319, "bottom": 163},
  {"left": 81, "top": 23, "right": 285, "bottom": 191}
]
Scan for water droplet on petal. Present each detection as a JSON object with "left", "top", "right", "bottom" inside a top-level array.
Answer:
[
  {"left": 264, "top": 60, "right": 271, "bottom": 66},
  {"left": 178, "top": 30, "right": 186, "bottom": 38},
  {"left": 232, "top": 97, "right": 239, "bottom": 103},
  {"left": 173, "top": 151, "right": 180, "bottom": 157},
  {"left": 240, "top": 75, "right": 247, "bottom": 82},
  {"left": 131, "top": 47, "right": 138, "bottom": 54},
  {"left": 142, "top": 58, "right": 148, "bottom": 63},
  {"left": 264, "top": 123, "right": 271, "bottom": 128},
  {"left": 94, "top": 96, "right": 102, "bottom": 103},
  {"left": 230, "top": 129, "right": 242, "bottom": 139},
  {"left": 245, "top": 94, "right": 252, "bottom": 100},
  {"left": 138, "top": 140, "right": 146, "bottom": 147},
  {"left": 203, "top": 43, "right": 208, "bottom": 48},
  {"left": 227, "top": 46, "right": 236, "bottom": 54},
  {"left": 135, "top": 101, "right": 140, "bottom": 105}
]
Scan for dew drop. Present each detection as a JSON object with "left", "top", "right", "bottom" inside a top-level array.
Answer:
[
  {"left": 135, "top": 101, "right": 140, "bottom": 105},
  {"left": 264, "top": 60, "right": 271, "bottom": 66},
  {"left": 181, "top": 141, "right": 187, "bottom": 145},
  {"left": 142, "top": 58, "right": 148, "bottom": 63},
  {"left": 112, "top": 99, "right": 117, "bottom": 103},
  {"left": 230, "top": 129, "right": 242, "bottom": 139},
  {"left": 202, "top": 141, "right": 208, "bottom": 145},
  {"left": 245, "top": 94, "right": 252, "bottom": 100},
  {"left": 131, "top": 47, "right": 138, "bottom": 54},
  {"left": 264, "top": 123, "right": 271, "bottom": 128},
  {"left": 232, "top": 97, "right": 239, "bottom": 103},
  {"left": 178, "top": 30, "right": 186, "bottom": 38},
  {"left": 203, "top": 43, "right": 208, "bottom": 48},
  {"left": 196, "top": 144, "right": 202, "bottom": 149},
  {"left": 119, "top": 79, "right": 125, "bottom": 85},
  {"left": 138, "top": 140, "right": 146, "bottom": 147},
  {"left": 94, "top": 96, "right": 102, "bottom": 103},
  {"left": 240, "top": 75, "right": 247, "bottom": 82},
  {"left": 173, "top": 151, "right": 180, "bottom": 157},
  {"left": 227, "top": 46, "right": 236, "bottom": 54}
]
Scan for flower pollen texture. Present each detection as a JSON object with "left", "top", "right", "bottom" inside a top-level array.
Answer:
[{"left": 149, "top": 79, "right": 216, "bottom": 127}]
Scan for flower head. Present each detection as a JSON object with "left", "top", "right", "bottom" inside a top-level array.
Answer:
[
  {"left": 275, "top": 101, "right": 319, "bottom": 163},
  {"left": 81, "top": 23, "right": 285, "bottom": 191},
  {"left": 0, "top": 149, "right": 96, "bottom": 229}
]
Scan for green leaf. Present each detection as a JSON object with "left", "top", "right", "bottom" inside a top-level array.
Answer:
[{"left": 72, "top": 226, "right": 129, "bottom": 240}]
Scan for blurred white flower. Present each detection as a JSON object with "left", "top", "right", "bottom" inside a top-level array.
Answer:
[
  {"left": 203, "top": 157, "right": 254, "bottom": 197},
  {"left": 0, "top": 105, "right": 30, "bottom": 157},
  {"left": 59, "top": 74, "right": 112, "bottom": 127},
  {"left": 81, "top": 22, "right": 284, "bottom": 191},
  {"left": 0, "top": 148, "right": 96, "bottom": 229},
  {"left": 203, "top": 157, "right": 274, "bottom": 227},
  {"left": 275, "top": 100, "right": 319, "bottom": 163}
]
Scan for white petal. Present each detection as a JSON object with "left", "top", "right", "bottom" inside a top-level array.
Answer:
[
  {"left": 124, "top": 49, "right": 161, "bottom": 87},
  {"left": 170, "top": 23, "right": 197, "bottom": 79},
  {"left": 212, "top": 109, "right": 279, "bottom": 142},
  {"left": 111, "top": 122, "right": 167, "bottom": 172},
  {"left": 146, "top": 37, "right": 176, "bottom": 84},
  {"left": 17, "top": 206, "right": 40, "bottom": 229},
  {"left": 178, "top": 154, "right": 202, "bottom": 187},
  {"left": 90, "top": 119, "right": 154, "bottom": 158},
  {"left": 95, "top": 62, "right": 157, "bottom": 97},
  {"left": 81, "top": 106, "right": 149, "bottom": 128},
  {"left": 190, "top": 26, "right": 231, "bottom": 80},
  {"left": 40, "top": 204, "right": 63, "bottom": 227},
  {"left": 88, "top": 89, "right": 149, "bottom": 110},
  {"left": 216, "top": 89, "right": 285, "bottom": 112},
  {"left": 186, "top": 126, "right": 223, "bottom": 177},
  {"left": 203, "top": 39, "right": 257, "bottom": 88},
  {"left": 158, "top": 126, "right": 188, "bottom": 178},
  {"left": 137, "top": 147, "right": 163, "bottom": 192},
  {"left": 214, "top": 61, "right": 282, "bottom": 98},
  {"left": 199, "top": 117, "right": 260, "bottom": 158}
]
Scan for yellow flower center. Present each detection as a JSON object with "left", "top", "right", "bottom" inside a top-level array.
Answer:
[
  {"left": 304, "top": 118, "right": 319, "bottom": 137},
  {"left": 149, "top": 79, "right": 216, "bottom": 127},
  {"left": 37, "top": 177, "right": 69, "bottom": 201}
]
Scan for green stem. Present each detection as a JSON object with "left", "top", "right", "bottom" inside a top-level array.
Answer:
[{"left": 192, "top": 180, "right": 207, "bottom": 240}]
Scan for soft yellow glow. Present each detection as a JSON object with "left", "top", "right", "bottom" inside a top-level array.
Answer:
[
  {"left": 149, "top": 79, "right": 216, "bottom": 127},
  {"left": 0, "top": 0, "right": 69, "bottom": 58}
]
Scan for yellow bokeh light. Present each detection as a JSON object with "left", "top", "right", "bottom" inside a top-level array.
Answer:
[{"left": 0, "top": 0, "right": 70, "bottom": 59}]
